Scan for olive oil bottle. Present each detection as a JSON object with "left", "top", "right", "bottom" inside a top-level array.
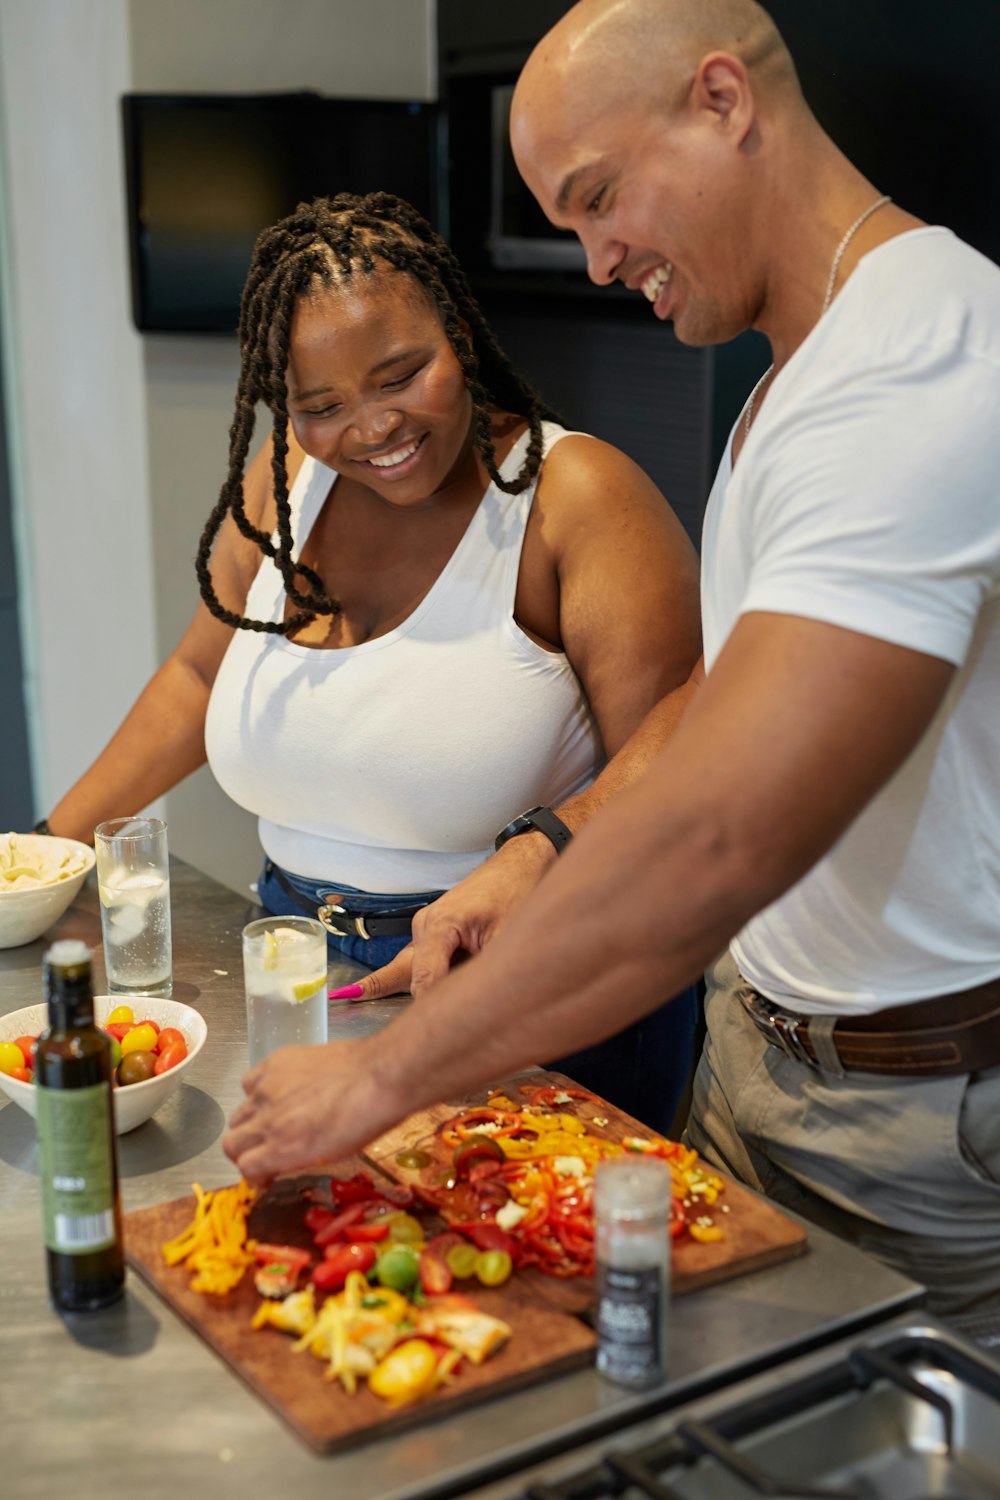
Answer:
[{"left": 35, "top": 939, "right": 125, "bottom": 1309}]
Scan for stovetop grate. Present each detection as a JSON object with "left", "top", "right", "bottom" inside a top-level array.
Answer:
[{"left": 519, "top": 1333, "right": 1000, "bottom": 1500}]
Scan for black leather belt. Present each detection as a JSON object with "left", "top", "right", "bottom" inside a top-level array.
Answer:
[
  {"left": 317, "top": 903, "right": 431, "bottom": 940},
  {"left": 740, "top": 974, "right": 1000, "bottom": 1077},
  {"left": 267, "top": 862, "right": 436, "bottom": 940}
]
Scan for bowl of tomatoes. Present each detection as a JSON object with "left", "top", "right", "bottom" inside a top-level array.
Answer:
[{"left": 0, "top": 995, "right": 207, "bottom": 1134}]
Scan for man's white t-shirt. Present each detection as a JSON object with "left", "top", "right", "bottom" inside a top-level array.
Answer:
[{"left": 701, "top": 227, "right": 1000, "bottom": 1014}]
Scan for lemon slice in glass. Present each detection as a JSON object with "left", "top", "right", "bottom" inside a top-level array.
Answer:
[
  {"left": 292, "top": 973, "right": 327, "bottom": 1003},
  {"left": 262, "top": 930, "right": 280, "bottom": 971}
]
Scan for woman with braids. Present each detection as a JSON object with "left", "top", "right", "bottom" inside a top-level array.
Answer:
[{"left": 43, "top": 193, "right": 702, "bottom": 1130}]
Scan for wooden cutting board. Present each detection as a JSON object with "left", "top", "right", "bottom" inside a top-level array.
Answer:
[
  {"left": 362, "top": 1071, "right": 808, "bottom": 1312},
  {"left": 124, "top": 1073, "right": 806, "bottom": 1453},
  {"left": 124, "top": 1156, "right": 596, "bottom": 1455}
]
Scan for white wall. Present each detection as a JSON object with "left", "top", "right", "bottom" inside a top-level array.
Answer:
[
  {"left": 0, "top": 0, "right": 160, "bottom": 825},
  {"left": 0, "top": 0, "right": 435, "bottom": 895}
]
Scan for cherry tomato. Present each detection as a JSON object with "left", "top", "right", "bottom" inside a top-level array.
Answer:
[
  {"left": 108, "top": 1037, "right": 123, "bottom": 1070},
  {"left": 13, "top": 1035, "right": 37, "bottom": 1069},
  {"left": 121, "top": 1023, "right": 159, "bottom": 1057},
  {"left": 156, "top": 1027, "right": 186, "bottom": 1056},
  {"left": 5, "top": 1063, "right": 32, "bottom": 1084},
  {"left": 153, "top": 1041, "right": 186, "bottom": 1075},
  {"left": 0, "top": 1042, "right": 27, "bottom": 1077},
  {"left": 138, "top": 1018, "right": 161, "bottom": 1035},
  {"left": 104, "top": 1022, "right": 135, "bottom": 1042},
  {"left": 118, "top": 1051, "right": 157, "bottom": 1086},
  {"left": 106, "top": 1005, "right": 135, "bottom": 1025}
]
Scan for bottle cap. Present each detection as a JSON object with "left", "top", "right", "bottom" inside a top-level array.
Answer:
[
  {"left": 594, "top": 1154, "right": 672, "bottom": 1220},
  {"left": 46, "top": 939, "right": 92, "bottom": 969}
]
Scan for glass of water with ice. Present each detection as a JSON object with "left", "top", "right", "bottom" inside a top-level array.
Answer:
[
  {"left": 242, "top": 916, "right": 329, "bottom": 1067},
  {"left": 94, "top": 817, "right": 172, "bottom": 997}
]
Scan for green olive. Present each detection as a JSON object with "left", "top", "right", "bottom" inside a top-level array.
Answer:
[{"left": 117, "top": 1050, "right": 157, "bottom": 1087}]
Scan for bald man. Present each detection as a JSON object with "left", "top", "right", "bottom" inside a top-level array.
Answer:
[{"left": 225, "top": 0, "right": 1000, "bottom": 1341}]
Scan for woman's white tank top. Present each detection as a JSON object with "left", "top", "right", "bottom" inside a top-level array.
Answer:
[{"left": 205, "top": 423, "right": 603, "bottom": 892}]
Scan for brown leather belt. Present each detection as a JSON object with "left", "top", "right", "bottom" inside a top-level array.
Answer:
[{"left": 739, "top": 974, "right": 1000, "bottom": 1077}]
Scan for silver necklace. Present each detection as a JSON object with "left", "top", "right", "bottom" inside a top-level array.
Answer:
[{"left": 743, "top": 193, "right": 892, "bottom": 438}]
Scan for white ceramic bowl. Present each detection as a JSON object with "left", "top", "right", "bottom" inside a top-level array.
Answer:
[
  {"left": 0, "top": 995, "right": 207, "bottom": 1134},
  {"left": 0, "top": 836, "right": 96, "bottom": 949}
]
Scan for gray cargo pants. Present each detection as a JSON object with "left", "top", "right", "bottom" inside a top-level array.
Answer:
[{"left": 686, "top": 950, "right": 1000, "bottom": 1347}]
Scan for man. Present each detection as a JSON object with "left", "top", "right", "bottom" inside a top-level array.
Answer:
[{"left": 225, "top": 0, "right": 1000, "bottom": 1340}]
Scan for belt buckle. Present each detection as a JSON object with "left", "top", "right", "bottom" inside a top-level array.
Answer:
[
  {"left": 742, "top": 990, "right": 816, "bottom": 1067},
  {"left": 317, "top": 903, "right": 369, "bottom": 939}
]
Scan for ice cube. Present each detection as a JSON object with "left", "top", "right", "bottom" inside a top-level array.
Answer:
[{"left": 108, "top": 902, "right": 146, "bottom": 946}]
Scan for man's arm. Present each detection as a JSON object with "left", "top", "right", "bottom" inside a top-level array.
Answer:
[{"left": 224, "top": 609, "right": 954, "bottom": 1179}]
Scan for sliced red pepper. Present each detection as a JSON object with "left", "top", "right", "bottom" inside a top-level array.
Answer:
[
  {"left": 523, "top": 1085, "right": 597, "bottom": 1108},
  {"left": 440, "top": 1108, "right": 521, "bottom": 1147},
  {"left": 670, "top": 1197, "right": 686, "bottom": 1238},
  {"left": 312, "top": 1201, "right": 368, "bottom": 1246}
]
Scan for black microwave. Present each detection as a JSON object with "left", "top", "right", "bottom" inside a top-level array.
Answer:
[{"left": 488, "top": 84, "right": 587, "bottom": 273}]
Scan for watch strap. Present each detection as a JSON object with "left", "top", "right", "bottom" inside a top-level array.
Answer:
[{"left": 495, "top": 805, "right": 573, "bottom": 855}]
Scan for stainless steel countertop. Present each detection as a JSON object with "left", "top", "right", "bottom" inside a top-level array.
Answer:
[{"left": 0, "top": 858, "right": 923, "bottom": 1500}]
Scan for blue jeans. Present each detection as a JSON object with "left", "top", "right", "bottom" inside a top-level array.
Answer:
[
  {"left": 549, "top": 985, "right": 701, "bottom": 1137},
  {"left": 256, "top": 859, "right": 444, "bottom": 970}
]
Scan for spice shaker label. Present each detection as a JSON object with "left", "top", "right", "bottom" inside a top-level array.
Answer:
[
  {"left": 595, "top": 1262, "right": 664, "bottom": 1383},
  {"left": 37, "top": 1083, "right": 118, "bottom": 1254}
]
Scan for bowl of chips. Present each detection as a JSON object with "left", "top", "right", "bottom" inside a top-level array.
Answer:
[{"left": 0, "top": 832, "right": 96, "bottom": 949}]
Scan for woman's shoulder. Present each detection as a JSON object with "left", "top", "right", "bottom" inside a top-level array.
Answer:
[{"left": 537, "top": 427, "right": 673, "bottom": 521}]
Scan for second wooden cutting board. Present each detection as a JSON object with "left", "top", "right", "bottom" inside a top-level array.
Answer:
[{"left": 362, "top": 1070, "right": 808, "bottom": 1311}]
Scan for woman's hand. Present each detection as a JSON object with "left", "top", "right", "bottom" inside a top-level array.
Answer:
[{"left": 223, "top": 1038, "right": 387, "bottom": 1184}]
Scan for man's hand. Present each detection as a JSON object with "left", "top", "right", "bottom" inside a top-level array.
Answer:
[
  {"left": 222, "top": 1038, "right": 388, "bottom": 1184},
  {"left": 408, "top": 833, "right": 556, "bottom": 996}
]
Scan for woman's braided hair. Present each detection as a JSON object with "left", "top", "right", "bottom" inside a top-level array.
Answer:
[{"left": 195, "top": 191, "right": 560, "bottom": 634}]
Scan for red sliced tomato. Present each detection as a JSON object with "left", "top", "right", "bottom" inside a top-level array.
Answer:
[
  {"left": 418, "top": 1246, "right": 453, "bottom": 1296},
  {"left": 345, "top": 1222, "right": 390, "bottom": 1243},
  {"left": 315, "top": 1241, "right": 376, "bottom": 1290},
  {"left": 253, "top": 1242, "right": 312, "bottom": 1270},
  {"left": 303, "top": 1205, "right": 336, "bottom": 1234}
]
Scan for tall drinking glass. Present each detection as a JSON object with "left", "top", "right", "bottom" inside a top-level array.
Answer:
[
  {"left": 242, "top": 916, "right": 329, "bottom": 1066},
  {"left": 94, "top": 817, "right": 172, "bottom": 997}
]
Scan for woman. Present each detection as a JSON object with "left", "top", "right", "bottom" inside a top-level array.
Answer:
[{"left": 45, "top": 193, "right": 701, "bottom": 1129}]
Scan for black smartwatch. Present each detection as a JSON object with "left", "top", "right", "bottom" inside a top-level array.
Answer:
[{"left": 495, "top": 805, "right": 573, "bottom": 855}]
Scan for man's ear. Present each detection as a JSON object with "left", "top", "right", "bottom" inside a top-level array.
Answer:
[{"left": 692, "top": 52, "right": 755, "bottom": 145}]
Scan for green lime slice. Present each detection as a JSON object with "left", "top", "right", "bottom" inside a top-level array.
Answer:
[{"left": 291, "top": 973, "right": 327, "bottom": 1002}]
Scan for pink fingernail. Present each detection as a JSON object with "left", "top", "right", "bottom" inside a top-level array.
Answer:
[{"left": 328, "top": 983, "right": 365, "bottom": 1000}]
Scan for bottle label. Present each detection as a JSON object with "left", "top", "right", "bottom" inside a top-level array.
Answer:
[
  {"left": 595, "top": 1262, "right": 665, "bottom": 1385},
  {"left": 37, "top": 1083, "right": 117, "bottom": 1254}
]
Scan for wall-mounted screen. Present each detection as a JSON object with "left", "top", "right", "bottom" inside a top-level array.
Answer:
[{"left": 122, "top": 92, "right": 441, "bottom": 334}]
